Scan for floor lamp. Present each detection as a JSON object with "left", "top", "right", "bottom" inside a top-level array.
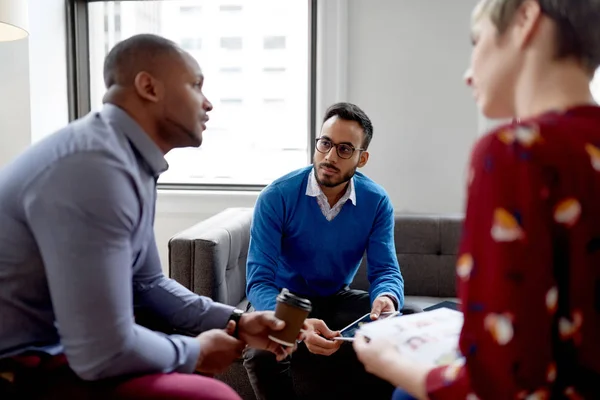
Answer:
[{"left": 0, "top": 0, "right": 29, "bottom": 42}]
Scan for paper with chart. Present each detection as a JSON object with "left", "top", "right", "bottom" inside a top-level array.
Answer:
[{"left": 357, "top": 308, "right": 464, "bottom": 367}]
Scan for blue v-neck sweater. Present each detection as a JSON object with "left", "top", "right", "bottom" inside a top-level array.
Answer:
[{"left": 246, "top": 166, "right": 404, "bottom": 311}]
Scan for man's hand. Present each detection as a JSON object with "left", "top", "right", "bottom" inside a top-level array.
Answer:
[
  {"left": 303, "top": 318, "right": 342, "bottom": 356},
  {"left": 237, "top": 311, "right": 305, "bottom": 361},
  {"left": 195, "top": 326, "right": 246, "bottom": 374},
  {"left": 370, "top": 295, "right": 396, "bottom": 320}
]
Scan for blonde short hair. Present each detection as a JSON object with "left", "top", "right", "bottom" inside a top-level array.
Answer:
[{"left": 473, "top": 0, "right": 600, "bottom": 73}]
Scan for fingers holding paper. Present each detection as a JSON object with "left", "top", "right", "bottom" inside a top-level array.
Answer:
[
  {"left": 370, "top": 295, "right": 396, "bottom": 320},
  {"left": 353, "top": 334, "right": 401, "bottom": 376},
  {"left": 303, "top": 318, "right": 342, "bottom": 356},
  {"left": 354, "top": 333, "right": 431, "bottom": 400}
]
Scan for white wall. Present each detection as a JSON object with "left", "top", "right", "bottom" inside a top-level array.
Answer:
[
  {"left": 0, "top": 0, "right": 67, "bottom": 170},
  {"left": 28, "top": 0, "right": 69, "bottom": 143},
  {"left": 0, "top": 39, "right": 31, "bottom": 168},
  {"left": 346, "top": 0, "right": 478, "bottom": 214}
]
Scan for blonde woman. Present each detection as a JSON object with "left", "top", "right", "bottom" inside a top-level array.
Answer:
[{"left": 353, "top": 0, "right": 600, "bottom": 399}]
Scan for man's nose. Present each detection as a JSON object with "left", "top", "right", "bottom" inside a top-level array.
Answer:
[
  {"left": 325, "top": 145, "right": 338, "bottom": 162},
  {"left": 204, "top": 96, "right": 213, "bottom": 112}
]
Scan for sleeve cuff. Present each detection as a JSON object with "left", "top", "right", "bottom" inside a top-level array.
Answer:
[
  {"left": 426, "top": 365, "right": 450, "bottom": 395},
  {"left": 174, "top": 334, "right": 202, "bottom": 374},
  {"left": 425, "top": 360, "right": 471, "bottom": 399},
  {"left": 377, "top": 292, "right": 399, "bottom": 310},
  {"left": 198, "top": 302, "right": 236, "bottom": 332}
]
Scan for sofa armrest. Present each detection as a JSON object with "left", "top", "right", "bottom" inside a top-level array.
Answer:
[{"left": 168, "top": 207, "right": 254, "bottom": 307}]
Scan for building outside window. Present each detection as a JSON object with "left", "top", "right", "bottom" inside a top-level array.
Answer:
[{"left": 87, "top": 0, "right": 311, "bottom": 186}]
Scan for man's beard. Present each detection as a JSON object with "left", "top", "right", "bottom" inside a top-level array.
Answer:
[{"left": 313, "top": 162, "right": 357, "bottom": 188}]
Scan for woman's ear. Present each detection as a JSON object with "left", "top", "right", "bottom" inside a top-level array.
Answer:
[{"left": 512, "top": 0, "right": 543, "bottom": 50}]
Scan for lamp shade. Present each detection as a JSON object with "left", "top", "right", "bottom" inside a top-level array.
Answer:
[{"left": 0, "top": 0, "right": 29, "bottom": 42}]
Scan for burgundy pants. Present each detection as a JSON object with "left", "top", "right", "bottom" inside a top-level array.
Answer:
[{"left": 1, "top": 354, "right": 241, "bottom": 400}]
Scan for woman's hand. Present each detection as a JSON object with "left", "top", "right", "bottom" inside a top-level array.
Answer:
[
  {"left": 353, "top": 334, "right": 430, "bottom": 400},
  {"left": 353, "top": 334, "right": 401, "bottom": 382}
]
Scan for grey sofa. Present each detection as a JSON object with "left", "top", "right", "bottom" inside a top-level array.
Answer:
[{"left": 169, "top": 208, "right": 463, "bottom": 399}]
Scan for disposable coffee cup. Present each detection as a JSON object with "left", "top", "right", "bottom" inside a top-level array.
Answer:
[{"left": 268, "top": 288, "right": 312, "bottom": 347}]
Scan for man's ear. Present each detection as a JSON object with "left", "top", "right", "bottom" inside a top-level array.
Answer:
[
  {"left": 133, "top": 71, "right": 163, "bottom": 103},
  {"left": 358, "top": 151, "right": 369, "bottom": 168}
]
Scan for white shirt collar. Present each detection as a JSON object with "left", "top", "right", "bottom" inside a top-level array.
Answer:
[{"left": 305, "top": 168, "right": 356, "bottom": 206}]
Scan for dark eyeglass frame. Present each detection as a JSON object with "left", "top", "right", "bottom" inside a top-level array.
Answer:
[{"left": 315, "top": 137, "right": 365, "bottom": 159}]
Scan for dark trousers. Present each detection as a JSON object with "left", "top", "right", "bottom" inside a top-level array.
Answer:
[{"left": 243, "top": 288, "right": 396, "bottom": 400}]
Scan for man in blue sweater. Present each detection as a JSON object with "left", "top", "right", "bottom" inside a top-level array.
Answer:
[{"left": 244, "top": 102, "right": 405, "bottom": 399}]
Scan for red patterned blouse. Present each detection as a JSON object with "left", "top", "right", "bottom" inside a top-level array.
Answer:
[{"left": 426, "top": 105, "right": 600, "bottom": 400}]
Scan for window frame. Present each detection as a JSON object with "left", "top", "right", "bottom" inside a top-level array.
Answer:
[{"left": 65, "top": 0, "right": 318, "bottom": 191}]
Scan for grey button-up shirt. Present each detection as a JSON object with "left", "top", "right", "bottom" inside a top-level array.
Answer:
[{"left": 0, "top": 104, "right": 233, "bottom": 380}]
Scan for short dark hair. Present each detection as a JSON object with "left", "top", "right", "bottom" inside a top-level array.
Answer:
[
  {"left": 103, "top": 33, "right": 181, "bottom": 89},
  {"left": 476, "top": 0, "right": 600, "bottom": 74},
  {"left": 322, "top": 102, "right": 374, "bottom": 149}
]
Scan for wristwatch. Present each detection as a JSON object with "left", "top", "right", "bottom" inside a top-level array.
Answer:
[{"left": 228, "top": 308, "right": 244, "bottom": 339}]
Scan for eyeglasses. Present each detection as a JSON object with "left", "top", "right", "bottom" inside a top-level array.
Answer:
[{"left": 315, "top": 138, "right": 365, "bottom": 159}]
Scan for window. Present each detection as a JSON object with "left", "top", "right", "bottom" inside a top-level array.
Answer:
[
  {"left": 114, "top": 14, "right": 121, "bottom": 33},
  {"left": 180, "top": 6, "right": 202, "bottom": 15},
  {"left": 180, "top": 37, "right": 202, "bottom": 51},
  {"left": 263, "top": 35, "right": 286, "bottom": 50},
  {"left": 220, "top": 98, "right": 244, "bottom": 105},
  {"left": 220, "top": 4, "right": 243, "bottom": 13},
  {"left": 261, "top": 67, "right": 286, "bottom": 99},
  {"left": 263, "top": 98, "right": 285, "bottom": 104},
  {"left": 220, "top": 67, "right": 243, "bottom": 74},
  {"left": 71, "top": 0, "right": 315, "bottom": 187},
  {"left": 263, "top": 67, "right": 286, "bottom": 73},
  {"left": 220, "top": 36, "right": 243, "bottom": 51}
]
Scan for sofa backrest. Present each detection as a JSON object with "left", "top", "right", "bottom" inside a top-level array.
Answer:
[
  {"left": 169, "top": 208, "right": 253, "bottom": 306},
  {"left": 353, "top": 214, "right": 463, "bottom": 298},
  {"left": 169, "top": 208, "right": 464, "bottom": 306}
]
